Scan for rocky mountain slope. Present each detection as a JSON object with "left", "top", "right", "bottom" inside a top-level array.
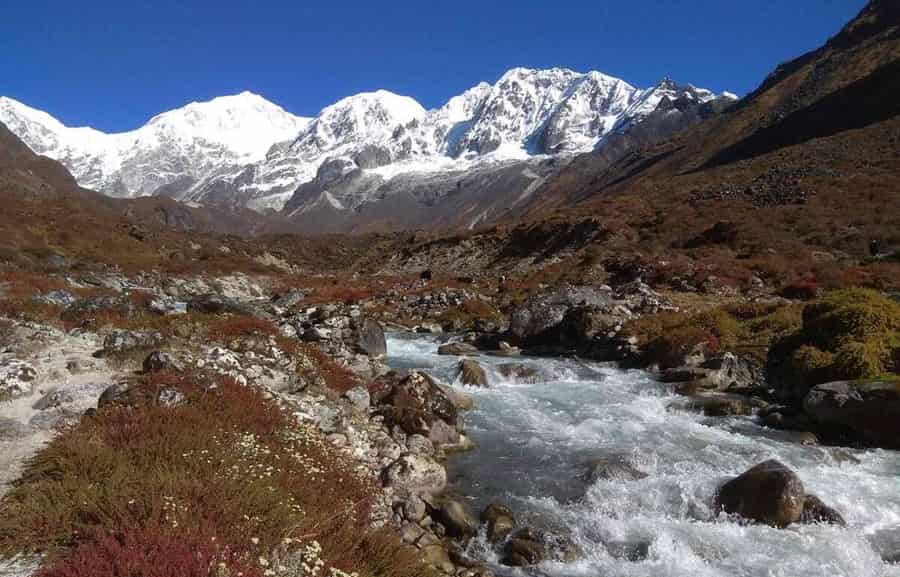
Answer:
[{"left": 0, "top": 70, "right": 733, "bottom": 220}]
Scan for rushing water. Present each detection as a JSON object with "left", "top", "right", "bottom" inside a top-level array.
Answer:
[{"left": 386, "top": 333, "right": 900, "bottom": 577}]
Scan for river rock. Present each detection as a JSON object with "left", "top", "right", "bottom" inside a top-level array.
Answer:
[
  {"left": 353, "top": 318, "right": 386, "bottom": 357},
  {"left": 716, "top": 460, "right": 806, "bottom": 527},
  {"left": 378, "top": 371, "right": 459, "bottom": 439},
  {"left": 582, "top": 457, "right": 648, "bottom": 483},
  {"left": 799, "top": 494, "right": 846, "bottom": 526},
  {"left": 459, "top": 359, "right": 488, "bottom": 386},
  {"left": 803, "top": 380, "right": 900, "bottom": 449},
  {"left": 436, "top": 499, "right": 478, "bottom": 540},
  {"left": 684, "top": 393, "right": 763, "bottom": 417},
  {"left": 383, "top": 453, "right": 447, "bottom": 498},
  {"left": 438, "top": 342, "right": 479, "bottom": 356},
  {"left": 102, "top": 330, "right": 163, "bottom": 356},
  {"left": 502, "top": 534, "right": 546, "bottom": 567},
  {"left": 0, "top": 359, "right": 38, "bottom": 401},
  {"left": 142, "top": 351, "right": 183, "bottom": 374},
  {"left": 481, "top": 504, "right": 516, "bottom": 543},
  {"left": 497, "top": 363, "right": 541, "bottom": 383},
  {"left": 32, "top": 389, "right": 74, "bottom": 411}
]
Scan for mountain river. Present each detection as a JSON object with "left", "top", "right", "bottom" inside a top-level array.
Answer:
[{"left": 386, "top": 333, "right": 900, "bottom": 577}]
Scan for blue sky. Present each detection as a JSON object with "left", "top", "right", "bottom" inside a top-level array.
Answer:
[{"left": 2, "top": 0, "right": 865, "bottom": 132}]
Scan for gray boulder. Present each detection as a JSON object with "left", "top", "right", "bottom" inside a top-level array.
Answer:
[
  {"left": 803, "top": 380, "right": 900, "bottom": 449},
  {"left": 508, "top": 286, "right": 613, "bottom": 344},
  {"left": 353, "top": 318, "right": 386, "bottom": 357},
  {"left": 102, "top": 330, "right": 163, "bottom": 356},
  {"left": 142, "top": 351, "right": 183, "bottom": 374},
  {"left": 383, "top": 453, "right": 447, "bottom": 498}
]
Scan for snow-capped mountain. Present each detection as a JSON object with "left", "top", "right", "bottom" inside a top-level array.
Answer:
[
  {"left": 0, "top": 69, "right": 734, "bottom": 214},
  {"left": 0, "top": 92, "right": 309, "bottom": 199}
]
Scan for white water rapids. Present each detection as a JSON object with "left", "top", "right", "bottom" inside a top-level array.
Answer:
[{"left": 386, "top": 333, "right": 900, "bottom": 577}]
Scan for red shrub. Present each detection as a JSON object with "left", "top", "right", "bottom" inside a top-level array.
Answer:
[
  {"left": 35, "top": 526, "right": 261, "bottom": 577},
  {"left": 781, "top": 276, "right": 819, "bottom": 300}
]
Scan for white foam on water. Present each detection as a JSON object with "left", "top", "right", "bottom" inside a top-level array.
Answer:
[{"left": 386, "top": 333, "right": 900, "bottom": 577}]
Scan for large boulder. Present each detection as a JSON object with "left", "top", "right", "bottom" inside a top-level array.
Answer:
[
  {"left": 378, "top": 371, "right": 459, "bottom": 444},
  {"left": 508, "top": 286, "right": 613, "bottom": 345},
  {"left": 715, "top": 460, "right": 805, "bottom": 527},
  {"left": 799, "top": 494, "right": 846, "bottom": 526},
  {"left": 803, "top": 380, "right": 900, "bottom": 449}
]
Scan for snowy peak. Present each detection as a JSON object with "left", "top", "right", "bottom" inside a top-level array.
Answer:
[
  {"left": 142, "top": 91, "right": 310, "bottom": 160},
  {"left": 0, "top": 69, "right": 734, "bottom": 211}
]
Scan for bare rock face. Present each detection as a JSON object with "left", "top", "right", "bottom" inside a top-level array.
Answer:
[{"left": 715, "top": 460, "right": 806, "bottom": 527}]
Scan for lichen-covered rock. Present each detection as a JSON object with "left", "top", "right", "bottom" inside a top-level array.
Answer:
[
  {"left": 142, "top": 351, "right": 183, "bottom": 374},
  {"left": 102, "top": 330, "right": 163, "bottom": 356}
]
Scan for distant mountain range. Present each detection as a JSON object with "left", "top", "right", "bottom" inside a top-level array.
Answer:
[{"left": 0, "top": 69, "right": 735, "bottom": 228}]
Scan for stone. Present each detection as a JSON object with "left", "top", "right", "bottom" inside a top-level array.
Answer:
[
  {"left": 684, "top": 393, "right": 761, "bottom": 417},
  {"left": 186, "top": 293, "right": 253, "bottom": 315},
  {"left": 102, "top": 330, "right": 163, "bottom": 356},
  {"left": 458, "top": 359, "right": 488, "bottom": 387},
  {"left": 419, "top": 544, "right": 454, "bottom": 574},
  {"left": 353, "top": 318, "right": 387, "bottom": 357},
  {"left": 406, "top": 434, "right": 435, "bottom": 456},
  {"left": 436, "top": 499, "right": 478, "bottom": 540},
  {"left": 803, "top": 380, "right": 900, "bottom": 450},
  {"left": 496, "top": 363, "right": 541, "bottom": 383},
  {"left": 343, "top": 386, "right": 371, "bottom": 411},
  {"left": 502, "top": 529, "right": 546, "bottom": 567},
  {"left": 32, "top": 389, "right": 74, "bottom": 411},
  {"left": 157, "top": 388, "right": 186, "bottom": 408},
  {"left": 715, "top": 460, "right": 806, "bottom": 527},
  {"left": 400, "top": 495, "right": 428, "bottom": 523},
  {"left": 383, "top": 453, "right": 447, "bottom": 498},
  {"left": 97, "top": 382, "right": 137, "bottom": 409},
  {"left": 428, "top": 418, "right": 460, "bottom": 447},
  {"left": 142, "top": 351, "right": 183, "bottom": 374},
  {"left": 481, "top": 504, "right": 515, "bottom": 543},
  {"left": 437, "top": 342, "right": 479, "bottom": 356},
  {"left": 799, "top": 494, "right": 846, "bottom": 526},
  {"left": 605, "top": 540, "right": 651, "bottom": 562},
  {"left": 582, "top": 457, "right": 647, "bottom": 483},
  {"left": 0, "top": 359, "right": 38, "bottom": 401},
  {"left": 508, "top": 285, "right": 613, "bottom": 345}
]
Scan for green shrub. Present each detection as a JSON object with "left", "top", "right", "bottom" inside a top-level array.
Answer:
[{"left": 767, "top": 288, "right": 900, "bottom": 397}]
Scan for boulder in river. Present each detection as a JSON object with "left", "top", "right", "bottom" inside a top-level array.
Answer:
[
  {"left": 497, "top": 363, "right": 541, "bottom": 383},
  {"left": 508, "top": 285, "right": 613, "bottom": 346},
  {"left": 481, "top": 503, "right": 516, "bottom": 543},
  {"left": 803, "top": 380, "right": 900, "bottom": 449},
  {"left": 684, "top": 393, "right": 764, "bottom": 417},
  {"left": 715, "top": 460, "right": 806, "bottom": 527},
  {"left": 582, "top": 456, "right": 648, "bottom": 483},
  {"left": 438, "top": 342, "right": 480, "bottom": 356},
  {"left": 799, "top": 494, "right": 846, "bottom": 526},
  {"left": 435, "top": 498, "right": 478, "bottom": 540},
  {"left": 458, "top": 359, "right": 488, "bottom": 387}
]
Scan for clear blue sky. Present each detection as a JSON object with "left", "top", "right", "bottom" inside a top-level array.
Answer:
[{"left": 2, "top": 0, "right": 866, "bottom": 132}]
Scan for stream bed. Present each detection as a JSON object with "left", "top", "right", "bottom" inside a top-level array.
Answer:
[{"left": 386, "top": 333, "right": 900, "bottom": 577}]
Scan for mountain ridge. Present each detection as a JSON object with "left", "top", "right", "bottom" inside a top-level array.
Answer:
[{"left": 0, "top": 68, "right": 734, "bottom": 215}]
